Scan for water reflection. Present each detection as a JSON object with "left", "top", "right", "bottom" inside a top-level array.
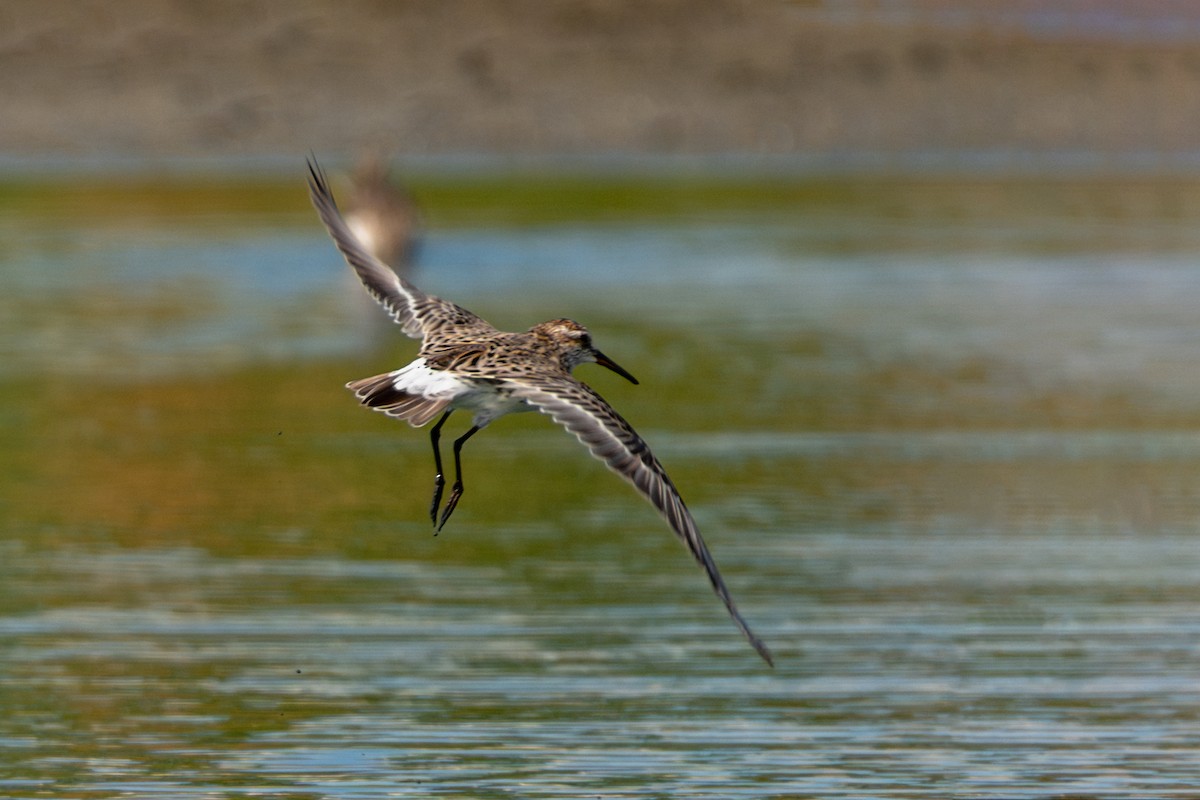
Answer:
[{"left": 3, "top": 171, "right": 1200, "bottom": 796}]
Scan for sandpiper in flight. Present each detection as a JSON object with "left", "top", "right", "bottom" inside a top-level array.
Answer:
[{"left": 307, "top": 157, "right": 773, "bottom": 666}]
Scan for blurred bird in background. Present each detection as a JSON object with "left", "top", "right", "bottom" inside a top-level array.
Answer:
[{"left": 344, "top": 152, "right": 423, "bottom": 273}]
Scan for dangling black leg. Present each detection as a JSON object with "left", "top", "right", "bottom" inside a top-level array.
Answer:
[
  {"left": 437, "top": 424, "right": 481, "bottom": 532},
  {"left": 428, "top": 411, "right": 452, "bottom": 528}
]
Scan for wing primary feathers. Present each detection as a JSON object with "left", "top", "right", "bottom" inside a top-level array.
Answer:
[
  {"left": 307, "top": 156, "right": 494, "bottom": 342},
  {"left": 507, "top": 376, "right": 774, "bottom": 666}
]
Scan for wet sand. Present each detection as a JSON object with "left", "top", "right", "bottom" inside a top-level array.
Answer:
[{"left": 4, "top": 1, "right": 1200, "bottom": 162}]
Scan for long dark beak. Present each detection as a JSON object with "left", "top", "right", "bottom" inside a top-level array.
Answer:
[{"left": 593, "top": 350, "right": 639, "bottom": 385}]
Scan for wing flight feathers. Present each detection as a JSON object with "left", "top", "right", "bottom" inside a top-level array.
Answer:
[
  {"left": 506, "top": 376, "right": 774, "bottom": 666},
  {"left": 307, "top": 157, "right": 492, "bottom": 341}
]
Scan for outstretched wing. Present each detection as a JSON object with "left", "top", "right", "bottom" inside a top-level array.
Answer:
[
  {"left": 306, "top": 157, "right": 494, "bottom": 342},
  {"left": 505, "top": 374, "right": 774, "bottom": 666}
]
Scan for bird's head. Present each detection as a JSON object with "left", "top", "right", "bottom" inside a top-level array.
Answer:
[{"left": 530, "top": 319, "right": 639, "bottom": 384}]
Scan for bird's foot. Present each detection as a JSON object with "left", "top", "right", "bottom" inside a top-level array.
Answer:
[
  {"left": 429, "top": 473, "right": 446, "bottom": 533},
  {"left": 436, "top": 481, "right": 464, "bottom": 532}
]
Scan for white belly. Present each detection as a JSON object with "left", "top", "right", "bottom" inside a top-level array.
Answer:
[
  {"left": 452, "top": 387, "right": 531, "bottom": 427},
  {"left": 393, "top": 358, "right": 530, "bottom": 427},
  {"left": 346, "top": 215, "right": 379, "bottom": 258}
]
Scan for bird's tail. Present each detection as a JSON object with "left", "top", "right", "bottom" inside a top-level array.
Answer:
[{"left": 347, "top": 372, "right": 450, "bottom": 427}]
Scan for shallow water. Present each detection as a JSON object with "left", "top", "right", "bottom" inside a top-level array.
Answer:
[{"left": 3, "top": 169, "right": 1200, "bottom": 797}]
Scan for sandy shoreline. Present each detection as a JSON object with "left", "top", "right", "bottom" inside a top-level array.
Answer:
[{"left": 3, "top": 1, "right": 1200, "bottom": 164}]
